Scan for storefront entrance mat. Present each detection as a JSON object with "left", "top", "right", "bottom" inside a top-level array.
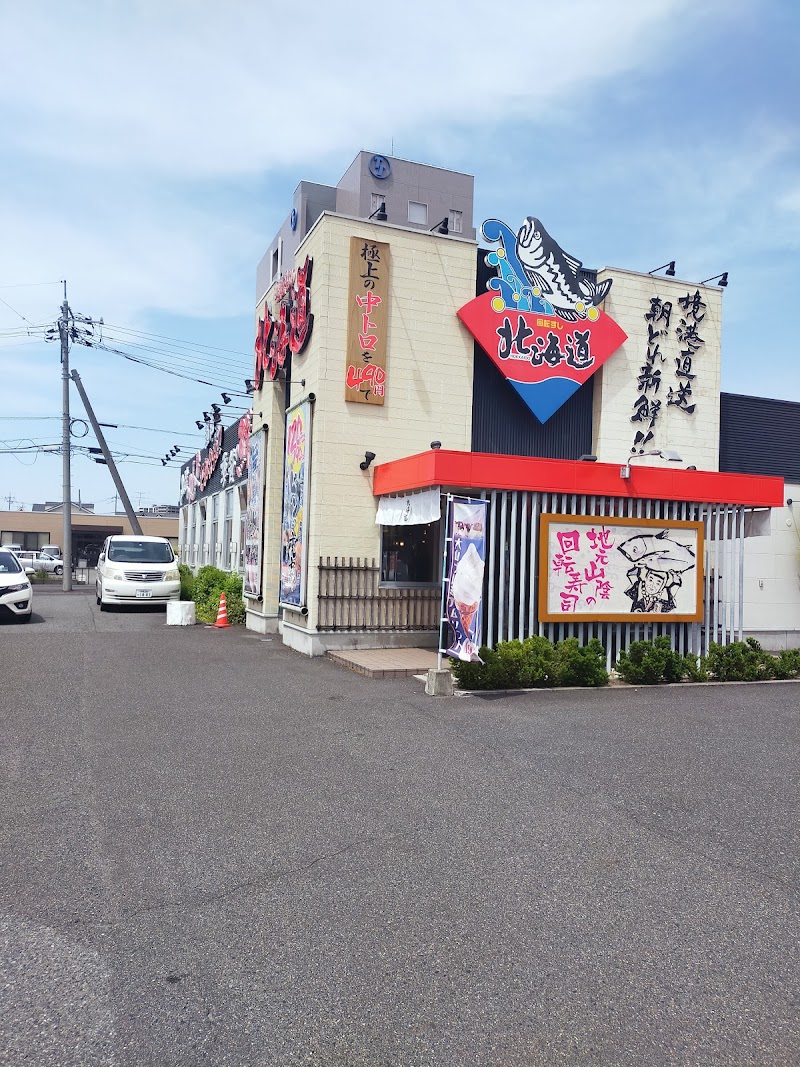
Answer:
[{"left": 327, "top": 647, "right": 440, "bottom": 679}]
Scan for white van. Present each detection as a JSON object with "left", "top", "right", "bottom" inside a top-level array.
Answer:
[
  {"left": 41, "top": 545, "right": 61, "bottom": 558},
  {"left": 95, "top": 535, "right": 180, "bottom": 610}
]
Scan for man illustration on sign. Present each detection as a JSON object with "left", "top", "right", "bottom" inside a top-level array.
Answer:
[{"left": 618, "top": 531, "right": 696, "bottom": 614}]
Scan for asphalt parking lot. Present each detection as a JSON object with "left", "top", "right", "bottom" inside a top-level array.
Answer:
[{"left": 1, "top": 589, "right": 798, "bottom": 1065}]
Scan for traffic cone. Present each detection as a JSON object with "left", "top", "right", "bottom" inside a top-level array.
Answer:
[{"left": 214, "top": 591, "right": 231, "bottom": 628}]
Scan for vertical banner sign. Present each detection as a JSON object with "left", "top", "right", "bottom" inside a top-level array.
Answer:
[
  {"left": 279, "top": 400, "right": 311, "bottom": 608},
  {"left": 444, "top": 498, "right": 488, "bottom": 662},
  {"left": 345, "top": 236, "right": 390, "bottom": 405},
  {"left": 243, "top": 428, "right": 266, "bottom": 598}
]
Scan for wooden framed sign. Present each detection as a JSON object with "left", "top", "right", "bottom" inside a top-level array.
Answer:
[
  {"left": 345, "top": 236, "right": 390, "bottom": 405},
  {"left": 538, "top": 514, "right": 704, "bottom": 622}
]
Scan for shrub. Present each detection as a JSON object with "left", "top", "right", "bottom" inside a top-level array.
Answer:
[
  {"left": 178, "top": 563, "right": 195, "bottom": 602},
  {"left": 705, "top": 638, "right": 775, "bottom": 682},
  {"left": 774, "top": 648, "right": 800, "bottom": 680},
  {"left": 191, "top": 565, "right": 245, "bottom": 625},
  {"left": 554, "top": 637, "right": 609, "bottom": 688},
  {"left": 616, "top": 636, "right": 685, "bottom": 685},
  {"left": 682, "top": 653, "right": 710, "bottom": 683},
  {"left": 450, "top": 635, "right": 608, "bottom": 690}
]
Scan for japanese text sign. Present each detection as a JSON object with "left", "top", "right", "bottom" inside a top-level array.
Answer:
[
  {"left": 538, "top": 514, "right": 704, "bottom": 622},
  {"left": 345, "top": 237, "right": 390, "bottom": 405},
  {"left": 279, "top": 400, "right": 311, "bottom": 609},
  {"left": 254, "top": 256, "right": 314, "bottom": 389},
  {"left": 458, "top": 218, "right": 627, "bottom": 423},
  {"left": 244, "top": 428, "right": 266, "bottom": 599}
]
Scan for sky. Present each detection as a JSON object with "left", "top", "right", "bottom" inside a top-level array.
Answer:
[{"left": 1, "top": 0, "right": 798, "bottom": 513}]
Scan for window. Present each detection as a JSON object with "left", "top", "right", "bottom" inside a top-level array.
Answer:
[
  {"left": 408, "top": 201, "right": 428, "bottom": 226},
  {"left": 107, "top": 540, "right": 174, "bottom": 564},
  {"left": 449, "top": 209, "right": 463, "bottom": 234},
  {"left": 380, "top": 521, "right": 440, "bottom": 585},
  {"left": 2, "top": 531, "right": 48, "bottom": 551},
  {"left": 271, "top": 245, "right": 279, "bottom": 281},
  {"left": 197, "top": 503, "right": 205, "bottom": 563},
  {"left": 223, "top": 489, "right": 234, "bottom": 570},
  {"left": 371, "top": 192, "right": 384, "bottom": 213},
  {"left": 211, "top": 494, "right": 219, "bottom": 563}
]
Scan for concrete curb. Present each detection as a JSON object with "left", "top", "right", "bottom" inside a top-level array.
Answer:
[{"left": 454, "top": 677, "right": 800, "bottom": 697}]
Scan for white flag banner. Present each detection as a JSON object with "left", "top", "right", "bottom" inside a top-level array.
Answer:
[{"left": 375, "top": 487, "right": 441, "bottom": 526}]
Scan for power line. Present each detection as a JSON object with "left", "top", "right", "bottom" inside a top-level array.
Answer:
[
  {"left": 0, "top": 281, "right": 62, "bottom": 290},
  {"left": 100, "top": 332, "right": 249, "bottom": 379},
  {"left": 80, "top": 338, "right": 248, "bottom": 392},
  {"left": 0, "top": 295, "right": 38, "bottom": 324},
  {"left": 99, "top": 321, "right": 253, "bottom": 360}
]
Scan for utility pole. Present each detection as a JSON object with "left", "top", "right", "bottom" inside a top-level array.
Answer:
[
  {"left": 70, "top": 369, "right": 143, "bottom": 535},
  {"left": 60, "top": 282, "right": 73, "bottom": 591}
]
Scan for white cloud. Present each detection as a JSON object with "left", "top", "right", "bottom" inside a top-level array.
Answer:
[{"left": 1, "top": 0, "right": 714, "bottom": 179}]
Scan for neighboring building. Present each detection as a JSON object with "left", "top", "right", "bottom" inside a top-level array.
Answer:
[
  {"left": 200, "top": 150, "right": 799, "bottom": 656},
  {"left": 0, "top": 506, "right": 178, "bottom": 564},
  {"left": 178, "top": 415, "right": 249, "bottom": 574}
]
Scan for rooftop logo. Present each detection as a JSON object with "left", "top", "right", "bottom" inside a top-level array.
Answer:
[{"left": 458, "top": 218, "right": 627, "bottom": 422}]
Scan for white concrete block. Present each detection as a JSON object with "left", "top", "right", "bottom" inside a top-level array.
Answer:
[
  {"left": 166, "top": 601, "right": 196, "bottom": 626},
  {"left": 425, "top": 668, "right": 454, "bottom": 697}
]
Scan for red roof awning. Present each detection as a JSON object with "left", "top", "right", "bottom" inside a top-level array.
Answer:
[{"left": 372, "top": 451, "right": 784, "bottom": 508}]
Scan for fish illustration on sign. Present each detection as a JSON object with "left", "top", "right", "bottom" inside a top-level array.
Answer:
[
  {"left": 516, "top": 217, "right": 613, "bottom": 322},
  {"left": 618, "top": 530, "right": 696, "bottom": 614},
  {"left": 457, "top": 217, "right": 627, "bottom": 423}
]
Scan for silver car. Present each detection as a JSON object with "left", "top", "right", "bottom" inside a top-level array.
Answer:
[{"left": 17, "top": 551, "right": 64, "bottom": 575}]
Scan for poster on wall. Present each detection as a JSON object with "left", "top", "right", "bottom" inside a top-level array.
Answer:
[
  {"left": 279, "top": 400, "right": 311, "bottom": 609},
  {"left": 443, "top": 497, "right": 488, "bottom": 662},
  {"left": 243, "top": 428, "right": 266, "bottom": 598},
  {"left": 538, "top": 514, "right": 704, "bottom": 622},
  {"left": 345, "top": 236, "right": 390, "bottom": 405},
  {"left": 457, "top": 217, "right": 627, "bottom": 423}
]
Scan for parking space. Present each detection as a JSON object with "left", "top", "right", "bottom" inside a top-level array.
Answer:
[
  {"left": 1, "top": 584, "right": 174, "bottom": 633},
  {"left": 2, "top": 590, "right": 799, "bottom": 1064}
]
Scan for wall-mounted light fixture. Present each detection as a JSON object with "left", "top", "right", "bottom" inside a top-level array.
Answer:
[
  {"left": 244, "top": 379, "right": 254, "bottom": 394},
  {"left": 578, "top": 454, "right": 597, "bottom": 462},
  {"left": 686, "top": 465, "right": 697, "bottom": 471},
  {"left": 359, "top": 451, "right": 376, "bottom": 470},
  {"left": 648, "top": 261, "right": 676, "bottom": 277},
  {"left": 221, "top": 392, "right": 231, "bottom": 404},
  {"left": 195, "top": 420, "right": 204, "bottom": 430},
  {"left": 429, "top": 217, "right": 449, "bottom": 235},
  {"left": 430, "top": 440, "right": 442, "bottom": 450},
  {"left": 700, "top": 272, "right": 728, "bottom": 287},
  {"left": 368, "top": 201, "right": 387, "bottom": 221},
  {"left": 620, "top": 448, "right": 682, "bottom": 479}
]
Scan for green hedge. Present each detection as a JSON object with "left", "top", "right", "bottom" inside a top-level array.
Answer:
[
  {"left": 451, "top": 636, "right": 608, "bottom": 690},
  {"left": 184, "top": 565, "right": 245, "bottom": 625},
  {"left": 451, "top": 635, "right": 800, "bottom": 691},
  {"left": 616, "top": 637, "right": 800, "bottom": 685}
]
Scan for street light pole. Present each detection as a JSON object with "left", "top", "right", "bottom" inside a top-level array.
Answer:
[{"left": 60, "top": 282, "right": 73, "bottom": 591}]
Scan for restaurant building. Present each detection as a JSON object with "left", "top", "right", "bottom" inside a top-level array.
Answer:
[
  {"left": 192, "top": 151, "right": 799, "bottom": 659},
  {"left": 178, "top": 415, "right": 250, "bottom": 575}
]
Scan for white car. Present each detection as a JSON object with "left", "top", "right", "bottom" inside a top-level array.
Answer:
[
  {"left": 0, "top": 548, "right": 34, "bottom": 622},
  {"left": 15, "top": 551, "right": 64, "bottom": 575},
  {"left": 95, "top": 535, "right": 180, "bottom": 610}
]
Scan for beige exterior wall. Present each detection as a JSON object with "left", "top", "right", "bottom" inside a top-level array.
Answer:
[
  {"left": 0, "top": 510, "right": 177, "bottom": 551},
  {"left": 591, "top": 269, "right": 722, "bottom": 472},
  {"left": 250, "top": 213, "right": 477, "bottom": 647}
]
